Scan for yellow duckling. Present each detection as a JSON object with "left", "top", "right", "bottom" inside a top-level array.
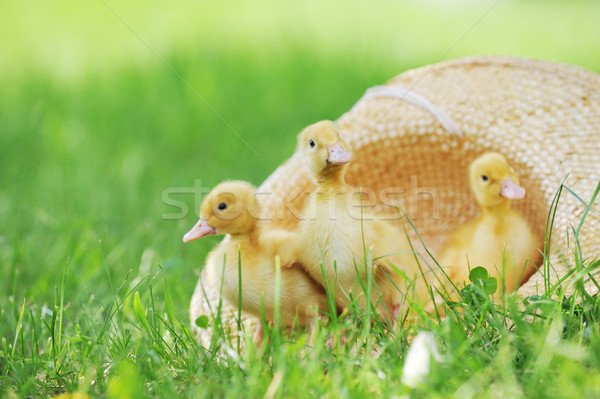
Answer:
[
  {"left": 183, "top": 181, "right": 329, "bottom": 334},
  {"left": 438, "top": 152, "right": 541, "bottom": 295},
  {"left": 289, "top": 120, "right": 427, "bottom": 322}
]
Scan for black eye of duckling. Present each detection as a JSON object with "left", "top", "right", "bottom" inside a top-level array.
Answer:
[
  {"left": 309, "top": 139, "right": 315, "bottom": 148},
  {"left": 218, "top": 202, "right": 227, "bottom": 210},
  {"left": 482, "top": 175, "right": 489, "bottom": 182}
]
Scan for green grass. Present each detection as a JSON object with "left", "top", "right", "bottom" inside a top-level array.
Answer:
[{"left": 1, "top": 0, "right": 600, "bottom": 397}]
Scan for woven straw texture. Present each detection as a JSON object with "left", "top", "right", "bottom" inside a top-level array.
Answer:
[{"left": 190, "top": 56, "right": 600, "bottom": 345}]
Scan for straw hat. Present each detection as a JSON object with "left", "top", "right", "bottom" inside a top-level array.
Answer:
[{"left": 190, "top": 56, "right": 600, "bottom": 345}]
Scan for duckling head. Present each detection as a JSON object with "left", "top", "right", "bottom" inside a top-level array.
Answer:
[
  {"left": 469, "top": 152, "right": 526, "bottom": 209},
  {"left": 183, "top": 181, "right": 259, "bottom": 243},
  {"left": 297, "top": 120, "right": 351, "bottom": 179}
]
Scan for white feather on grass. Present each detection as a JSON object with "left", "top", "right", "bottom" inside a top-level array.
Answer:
[{"left": 401, "top": 332, "right": 443, "bottom": 388}]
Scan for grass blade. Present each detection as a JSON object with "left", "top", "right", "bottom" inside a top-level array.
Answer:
[{"left": 11, "top": 299, "right": 26, "bottom": 357}]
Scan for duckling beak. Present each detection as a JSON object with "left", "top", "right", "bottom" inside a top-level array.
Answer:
[
  {"left": 326, "top": 142, "right": 351, "bottom": 165},
  {"left": 183, "top": 218, "right": 216, "bottom": 243},
  {"left": 499, "top": 178, "right": 526, "bottom": 199}
]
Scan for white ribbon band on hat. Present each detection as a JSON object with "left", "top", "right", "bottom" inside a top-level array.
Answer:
[{"left": 352, "top": 85, "right": 463, "bottom": 137}]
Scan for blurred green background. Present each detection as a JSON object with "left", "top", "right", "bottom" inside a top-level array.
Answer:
[{"left": 1, "top": 0, "right": 599, "bottom": 318}]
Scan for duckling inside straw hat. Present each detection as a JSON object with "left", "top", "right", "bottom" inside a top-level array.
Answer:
[{"left": 437, "top": 152, "right": 542, "bottom": 296}]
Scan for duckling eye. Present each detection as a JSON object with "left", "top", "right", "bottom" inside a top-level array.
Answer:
[
  {"left": 309, "top": 139, "right": 316, "bottom": 148},
  {"left": 217, "top": 202, "right": 227, "bottom": 211},
  {"left": 481, "top": 175, "right": 489, "bottom": 182}
]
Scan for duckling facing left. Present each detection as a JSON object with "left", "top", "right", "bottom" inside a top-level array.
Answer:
[
  {"left": 183, "top": 181, "right": 329, "bottom": 335},
  {"left": 438, "top": 152, "right": 542, "bottom": 295}
]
